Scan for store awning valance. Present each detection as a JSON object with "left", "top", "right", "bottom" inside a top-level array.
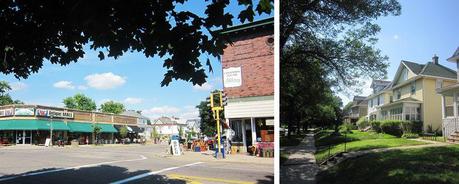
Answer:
[
  {"left": 0, "top": 119, "right": 70, "bottom": 131},
  {"left": 96, "top": 123, "right": 118, "bottom": 133},
  {"left": 113, "top": 125, "right": 142, "bottom": 133},
  {"left": 68, "top": 122, "right": 93, "bottom": 133}
]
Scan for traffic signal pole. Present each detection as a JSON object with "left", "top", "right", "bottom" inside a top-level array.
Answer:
[{"left": 208, "top": 90, "right": 226, "bottom": 159}]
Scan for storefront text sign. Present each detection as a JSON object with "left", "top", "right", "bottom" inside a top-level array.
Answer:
[
  {"left": 0, "top": 108, "right": 14, "bottom": 117},
  {"left": 36, "top": 109, "right": 74, "bottom": 119},
  {"left": 223, "top": 67, "right": 242, "bottom": 87},
  {"left": 15, "top": 108, "right": 35, "bottom": 116}
]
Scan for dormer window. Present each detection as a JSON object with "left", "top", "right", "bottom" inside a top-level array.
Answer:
[
  {"left": 397, "top": 90, "right": 401, "bottom": 100},
  {"left": 411, "top": 81, "right": 416, "bottom": 95},
  {"left": 401, "top": 68, "right": 408, "bottom": 81}
]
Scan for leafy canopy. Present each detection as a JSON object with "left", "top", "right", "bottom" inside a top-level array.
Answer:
[
  {"left": 197, "top": 89, "right": 225, "bottom": 136},
  {"left": 100, "top": 101, "right": 125, "bottom": 114},
  {"left": 0, "top": 0, "right": 273, "bottom": 86},
  {"left": 0, "top": 81, "right": 23, "bottom": 105},
  {"left": 63, "top": 93, "right": 97, "bottom": 111}
]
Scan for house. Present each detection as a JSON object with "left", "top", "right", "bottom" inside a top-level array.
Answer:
[
  {"left": 215, "top": 18, "right": 274, "bottom": 152},
  {"left": 436, "top": 47, "right": 459, "bottom": 141},
  {"left": 120, "top": 110, "right": 153, "bottom": 140},
  {"left": 151, "top": 116, "right": 188, "bottom": 137},
  {"left": 367, "top": 55, "right": 457, "bottom": 132},
  {"left": 344, "top": 96, "right": 368, "bottom": 124},
  {"left": 366, "top": 80, "right": 392, "bottom": 121}
]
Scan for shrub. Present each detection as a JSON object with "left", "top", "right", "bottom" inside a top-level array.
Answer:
[
  {"left": 370, "top": 121, "right": 382, "bottom": 133},
  {"left": 339, "top": 122, "right": 357, "bottom": 134},
  {"left": 356, "top": 117, "right": 369, "bottom": 130},
  {"left": 401, "top": 121, "right": 423, "bottom": 134},
  {"left": 402, "top": 133, "right": 419, "bottom": 138},
  {"left": 380, "top": 120, "right": 403, "bottom": 137}
]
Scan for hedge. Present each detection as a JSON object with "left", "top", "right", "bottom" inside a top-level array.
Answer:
[
  {"left": 369, "top": 120, "right": 423, "bottom": 137},
  {"left": 380, "top": 120, "right": 403, "bottom": 137},
  {"left": 370, "top": 121, "right": 382, "bottom": 133}
]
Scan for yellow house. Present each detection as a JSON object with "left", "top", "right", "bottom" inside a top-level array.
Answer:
[
  {"left": 343, "top": 96, "right": 368, "bottom": 124},
  {"left": 367, "top": 56, "right": 457, "bottom": 132},
  {"left": 436, "top": 48, "right": 459, "bottom": 140}
]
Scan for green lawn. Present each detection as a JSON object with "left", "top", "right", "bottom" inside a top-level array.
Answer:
[
  {"left": 317, "top": 145, "right": 459, "bottom": 184},
  {"left": 315, "top": 130, "right": 427, "bottom": 163}
]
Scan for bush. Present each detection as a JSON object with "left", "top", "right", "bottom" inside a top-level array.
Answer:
[
  {"left": 401, "top": 121, "right": 423, "bottom": 134},
  {"left": 370, "top": 121, "right": 382, "bottom": 133},
  {"left": 339, "top": 122, "right": 357, "bottom": 134},
  {"left": 380, "top": 120, "right": 403, "bottom": 137},
  {"left": 402, "top": 133, "right": 419, "bottom": 138},
  {"left": 356, "top": 117, "right": 369, "bottom": 130}
]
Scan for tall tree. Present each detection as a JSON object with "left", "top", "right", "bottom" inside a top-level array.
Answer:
[
  {"left": 281, "top": 0, "right": 400, "bottom": 91},
  {"left": 0, "top": 1, "right": 273, "bottom": 86},
  {"left": 100, "top": 101, "right": 125, "bottom": 114},
  {"left": 63, "top": 93, "right": 97, "bottom": 111},
  {"left": 0, "top": 81, "right": 23, "bottom": 105}
]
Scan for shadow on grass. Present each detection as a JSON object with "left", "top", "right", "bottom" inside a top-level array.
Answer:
[
  {"left": 317, "top": 146, "right": 459, "bottom": 184},
  {"left": 256, "top": 175, "right": 274, "bottom": 184},
  {"left": 0, "top": 164, "right": 187, "bottom": 184}
]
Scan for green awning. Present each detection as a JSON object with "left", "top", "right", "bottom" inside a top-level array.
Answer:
[
  {"left": 67, "top": 122, "right": 118, "bottom": 133},
  {"left": 0, "top": 119, "right": 70, "bottom": 131},
  {"left": 68, "top": 122, "right": 93, "bottom": 133},
  {"left": 96, "top": 123, "right": 118, "bottom": 133}
]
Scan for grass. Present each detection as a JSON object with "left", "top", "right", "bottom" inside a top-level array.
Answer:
[
  {"left": 314, "top": 130, "right": 427, "bottom": 163},
  {"left": 280, "top": 134, "right": 305, "bottom": 147},
  {"left": 317, "top": 145, "right": 459, "bottom": 184}
]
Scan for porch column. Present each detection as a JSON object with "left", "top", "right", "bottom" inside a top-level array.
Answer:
[
  {"left": 455, "top": 93, "right": 458, "bottom": 131},
  {"left": 441, "top": 95, "right": 445, "bottom": 119},
  {"left": 250, "top": 118, "right": 256, "bottom": 145},
  {"left": 401, "top": 103, "right": 405, "bottom": 121},
  {"left": 241, "top": 120, "right": 247, "bottom": 149}
]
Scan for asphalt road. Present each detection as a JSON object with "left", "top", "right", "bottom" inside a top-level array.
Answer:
[{"left": 0, "top": 144, "right": 273, "bottom": 184}]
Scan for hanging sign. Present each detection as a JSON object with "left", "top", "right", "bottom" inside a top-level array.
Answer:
[
  {"left": 15, "top": 108, "right": 35, "bottom": 116},
  {"left": 0, "top": 108, "right": 14, "bottom": 117},
  {"left": 223, "top": 67, "right": 242, "bottom": 88}
]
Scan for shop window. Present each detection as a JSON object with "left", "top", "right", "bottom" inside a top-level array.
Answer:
[
  {"left": 229, "top": 120, "right": 243, "bottom": 142},
  {"left": 254, "top": 118, "right": 274, "bottom": 142}
]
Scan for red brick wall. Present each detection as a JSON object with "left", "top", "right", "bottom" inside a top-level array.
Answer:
[{"left": 222, "top": 31, "right": 274, "bottom": 98}]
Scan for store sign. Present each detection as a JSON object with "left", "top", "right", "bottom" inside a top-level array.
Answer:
[
  {"left": 0, "top": 108, "right": 14, "bottom": 117},
  {"left": 15, "top": 108, "right": 35, "bottom": 116},
  {"left": 36, "top": 109, "right": 74, "bottom": 119},
  {"left": 266, "top": 119, "right": 274, "bottom": 126},
  {"left": 223, "top": 67, "right": 242, "bottom": 88}
]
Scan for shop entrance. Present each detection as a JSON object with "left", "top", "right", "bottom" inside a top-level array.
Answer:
[{"left": 16, "top": 130, "right": 32, "bottom": 145}]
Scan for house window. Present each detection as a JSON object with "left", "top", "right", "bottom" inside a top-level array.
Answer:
[
  {"left": 390, "top": 96, "right": 393, "bottom": 103},
  {"left": 404, "top": 106, "right": 420, "bottom": 121},
  {"left": 377, "top": 96, "right": 380, "bottom": 105},
  {"left": 397, "top": 90, "right": 401, "bottom": 100},
  {"left": 370, "top": 99, "right": 373, "bottom": 107},
  {"left": 401, "top": 68, "right": 408, "bottom": 81},
  {"left": 436, "top": 79, "right": 443, "bottom": 89},
  {"left": 411, "top": 81, "right": 416, "bottom": 95}
]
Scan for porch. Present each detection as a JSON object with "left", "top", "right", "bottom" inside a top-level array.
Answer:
[{"left": 438, "top": 84, "right": 459, "bottom": 139}]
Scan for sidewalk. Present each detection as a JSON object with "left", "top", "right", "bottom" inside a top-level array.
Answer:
[
  {"left": 280, "top": 133, "right": 319, "bottom": 184},
  {"left": 158, "top": 150, "right": 274, "bottom": 165}
]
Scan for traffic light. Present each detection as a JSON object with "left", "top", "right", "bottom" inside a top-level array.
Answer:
[
  {"left": 206, "top": 95, "right": 214, "bottom": 108},
  {"left": 221, "top": 91, "right": 227, "bottom": 107}
]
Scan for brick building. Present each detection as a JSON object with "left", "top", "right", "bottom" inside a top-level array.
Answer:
[{"left": 216, "top": 18, "right": 274, "bottom": 152}]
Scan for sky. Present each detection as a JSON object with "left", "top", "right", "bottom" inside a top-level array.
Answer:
[
  {"left": 1, "top": 1, "right": 272, "bottom": 120},
  {"left": 338, "top": 0, "right": 459, "bottom": 105}
]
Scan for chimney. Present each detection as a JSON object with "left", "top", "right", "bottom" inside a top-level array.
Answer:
[{"left": 433, "top": 54, "right": 439, "bottom": 65}]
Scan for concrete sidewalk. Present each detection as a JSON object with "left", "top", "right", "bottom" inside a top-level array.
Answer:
[{"left": 280, "top": 133, "right": 319, "bottom": 184}]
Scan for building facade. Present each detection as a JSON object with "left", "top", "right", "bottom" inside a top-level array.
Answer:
[
  {"left": 217, "top": 18, "right": 274, "bottom": 152},
  {"left": 343, "top": 96, "right": 368, "bottom": 124},
  {"left": 367, "top": 56, "right": 457, "bottom": 132},
  {"left": 121, "top": 110, "right": 152, "bottom": 140},
  {"left": 152, "top": 117, "right": 188, "bottom": 137},
  {"left": 0, "top": 104, "right": 142, "bottom": 146}
]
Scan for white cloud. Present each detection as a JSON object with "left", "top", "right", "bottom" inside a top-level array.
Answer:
[
  {"left": 124, "top": 97, "right": 143, "bottom": 104},
  {"left": 393, "top": 34, "right": 399, "bottom": 40},
  {"left": 97, "top": 98, "right": 112, "bottom": 106},
  {"left": 10, "top": 82, "right": 27, "bottom": 91},
  {"left": 143, "top": 106, "right": 181, "bottom": 119},
  {"left": 180, "top": 105, "right": 199, "bottom": 119},
  {"left": 77, "top": 85, "right": 88, "bottom": 90},
  {"left": 53, "top": 81, "right": 75, "bottom": 90},
  {"left": 84, "top": 72, "right": 126, "bottom": 90},
  {"left": 192, "top": 82, "right": 213, "bottom": 91}
]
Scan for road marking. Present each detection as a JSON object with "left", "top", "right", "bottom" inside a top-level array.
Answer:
[
  {"left": 0, "top": 154, "right": 147, "bottom": 182},
  {"left": 168, "top": 174, "right": 255, "bottom": 184},
  {"left": 110, "top": 162, "right": 204, "bottom": 184}
]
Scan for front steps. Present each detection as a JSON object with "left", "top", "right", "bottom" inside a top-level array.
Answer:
[{"left": 447, "top": 132, "right": 459, "bottom": 142}]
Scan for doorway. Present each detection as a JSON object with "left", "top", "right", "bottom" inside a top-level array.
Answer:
[{"left": 16, "top": 130, "right": 32, "bottom": 145}]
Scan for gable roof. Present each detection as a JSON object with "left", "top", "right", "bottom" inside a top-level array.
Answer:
[
  {"left": 398, "top": 60, "right": 456, "bottom": 80},
  {"left": 214, "top": 17, "right": 274, "bottom": 37},
  {"left": 120, "top": 111, "right": 150, "bottom": 120},
  {"left": 447, "top": 47, "right": 459, "bottom": 62}
]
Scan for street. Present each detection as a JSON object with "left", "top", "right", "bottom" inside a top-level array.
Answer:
[{"left": 0, "top": 144, "right": 273, "bottom": 184}]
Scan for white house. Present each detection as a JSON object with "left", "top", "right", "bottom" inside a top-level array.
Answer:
[{"left": 152, "top": 116, "right": 188, "bottom": 137}]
